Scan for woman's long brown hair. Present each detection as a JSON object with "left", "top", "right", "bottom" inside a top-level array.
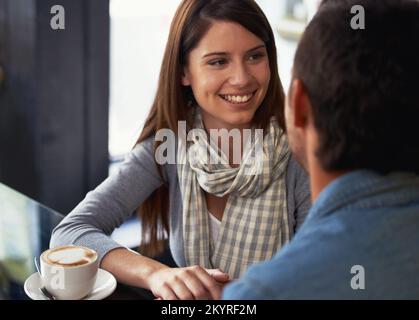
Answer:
[{"left": 135, "top": 0, "right": 286, "bottom": 257}]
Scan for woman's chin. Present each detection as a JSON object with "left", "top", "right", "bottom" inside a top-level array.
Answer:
[
  {"left": 222, "top": 113, "right": 255, "bottom": 129},
  {"left": 200, "top": 106, "right": 257, "bottom": 130}
]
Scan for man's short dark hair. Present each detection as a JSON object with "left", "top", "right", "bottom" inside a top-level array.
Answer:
[{"left": 294, "top": 0, "right": 419, "bottom": 174}]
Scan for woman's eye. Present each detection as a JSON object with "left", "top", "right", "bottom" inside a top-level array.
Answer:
[
  {"left": 248, "top": 53, "right": 265, "bottom": 62},
  {"left": 208, "top": 59, "right": 226, "bottom": 66}
]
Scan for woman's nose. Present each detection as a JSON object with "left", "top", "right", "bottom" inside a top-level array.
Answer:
[{"left": 228, "top": 63, "right": 252, "bottom": 87}]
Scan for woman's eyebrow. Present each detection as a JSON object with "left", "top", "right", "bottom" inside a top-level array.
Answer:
[
  {"left": 201, "top": 44, "right": 266, "bottom": 59},
  {"left": 246, "top": 44, "right": 266, "bottom": 52}
]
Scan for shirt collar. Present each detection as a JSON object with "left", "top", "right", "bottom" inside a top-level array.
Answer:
[{"left": 306, "top": 169, "right": 419, "bottom": 222}]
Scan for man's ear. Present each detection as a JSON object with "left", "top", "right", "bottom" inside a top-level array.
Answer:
[
  {"left": 289, "top": 79, "right": 312, "bottom": 128},
  {"left": 181, "top": 68, "right": 191, "bottom": 86}
]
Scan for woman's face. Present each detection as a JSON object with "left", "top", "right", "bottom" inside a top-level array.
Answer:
[{"left": 182, "top": 21, "right": 271, "bottom": 131}]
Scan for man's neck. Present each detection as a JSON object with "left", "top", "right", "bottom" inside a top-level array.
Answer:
[{"left": 308, "top": 157, "right": 351, "bottom": 202}]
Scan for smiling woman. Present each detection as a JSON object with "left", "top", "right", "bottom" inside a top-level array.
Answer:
[
  {"left": 50, "top": 0, "right": 311, "bottom": 300},
  {"left": 182, "top": 22, "right": 271, "bottom": 131}
]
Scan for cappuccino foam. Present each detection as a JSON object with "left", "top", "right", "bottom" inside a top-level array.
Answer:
[{"left": 45, "top": 246, "right": 96, "bottom": 267}]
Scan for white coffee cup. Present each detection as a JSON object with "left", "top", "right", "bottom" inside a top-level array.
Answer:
[{"left": 40, "top": 245, "right": 99, "bottom": 300}]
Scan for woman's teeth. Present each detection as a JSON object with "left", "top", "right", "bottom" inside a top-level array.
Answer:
[{"left": 220, "top": 92, "right": 254, "bottom": 104}]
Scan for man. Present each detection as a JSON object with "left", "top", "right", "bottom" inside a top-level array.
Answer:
[{"left": 223, "top": 0, "right": 419, "bottom": 299}]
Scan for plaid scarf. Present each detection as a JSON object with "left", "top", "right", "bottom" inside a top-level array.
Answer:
[{"left": 177, "top": 109, "right": 291, "bottom": 279}]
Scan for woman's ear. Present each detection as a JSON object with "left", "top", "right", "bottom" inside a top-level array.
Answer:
[{"left": 181, "top": 68, "right": 191, "bottom": 86}]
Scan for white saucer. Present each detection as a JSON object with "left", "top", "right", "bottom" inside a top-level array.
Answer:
[{"left": 24, "top": 268, "right": 117, "bottom": 300}]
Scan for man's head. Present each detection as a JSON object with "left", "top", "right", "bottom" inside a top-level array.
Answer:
[{"left": 286, "top": 0, "right": 419, "bottom": 175}]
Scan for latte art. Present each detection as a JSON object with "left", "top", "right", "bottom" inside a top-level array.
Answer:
[{"left": 44, "top": 246, "right": 97, "bottom": 267}]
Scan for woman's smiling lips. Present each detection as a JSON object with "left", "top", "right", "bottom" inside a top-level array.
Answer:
[{"left": 219, "top": 90, "right": 257, "bottom": 107}]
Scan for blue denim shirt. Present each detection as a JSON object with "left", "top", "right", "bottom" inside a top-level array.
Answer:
[{"left": 223, "top": 170, "right": 419, "bottom": 299}]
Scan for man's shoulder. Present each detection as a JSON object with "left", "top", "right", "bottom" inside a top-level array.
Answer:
[
  {"left": 223, "top": 225, "right": 343, "bottom": 299},
  {"left": 224, "top": 200, "right": 419, "bottom": 299}
]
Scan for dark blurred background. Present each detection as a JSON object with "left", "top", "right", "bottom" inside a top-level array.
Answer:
[{"left": 0, "top": 0, "right": 109, "bottom": 214}]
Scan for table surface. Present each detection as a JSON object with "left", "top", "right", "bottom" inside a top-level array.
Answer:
[{"left": 0, "top": 182, "right": 154, "bottom": 300}]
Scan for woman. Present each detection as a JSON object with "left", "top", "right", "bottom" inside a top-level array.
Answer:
[{"left": 51, "top": 0, "right": 310, "bottom": 300}]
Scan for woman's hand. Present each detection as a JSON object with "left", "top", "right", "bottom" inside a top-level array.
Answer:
[
  {"left": 147, "top": 265, "right": 229, "bottom": 300},
  {"left": 205, "top": 268, "right": 231, "bottom": 289}
]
